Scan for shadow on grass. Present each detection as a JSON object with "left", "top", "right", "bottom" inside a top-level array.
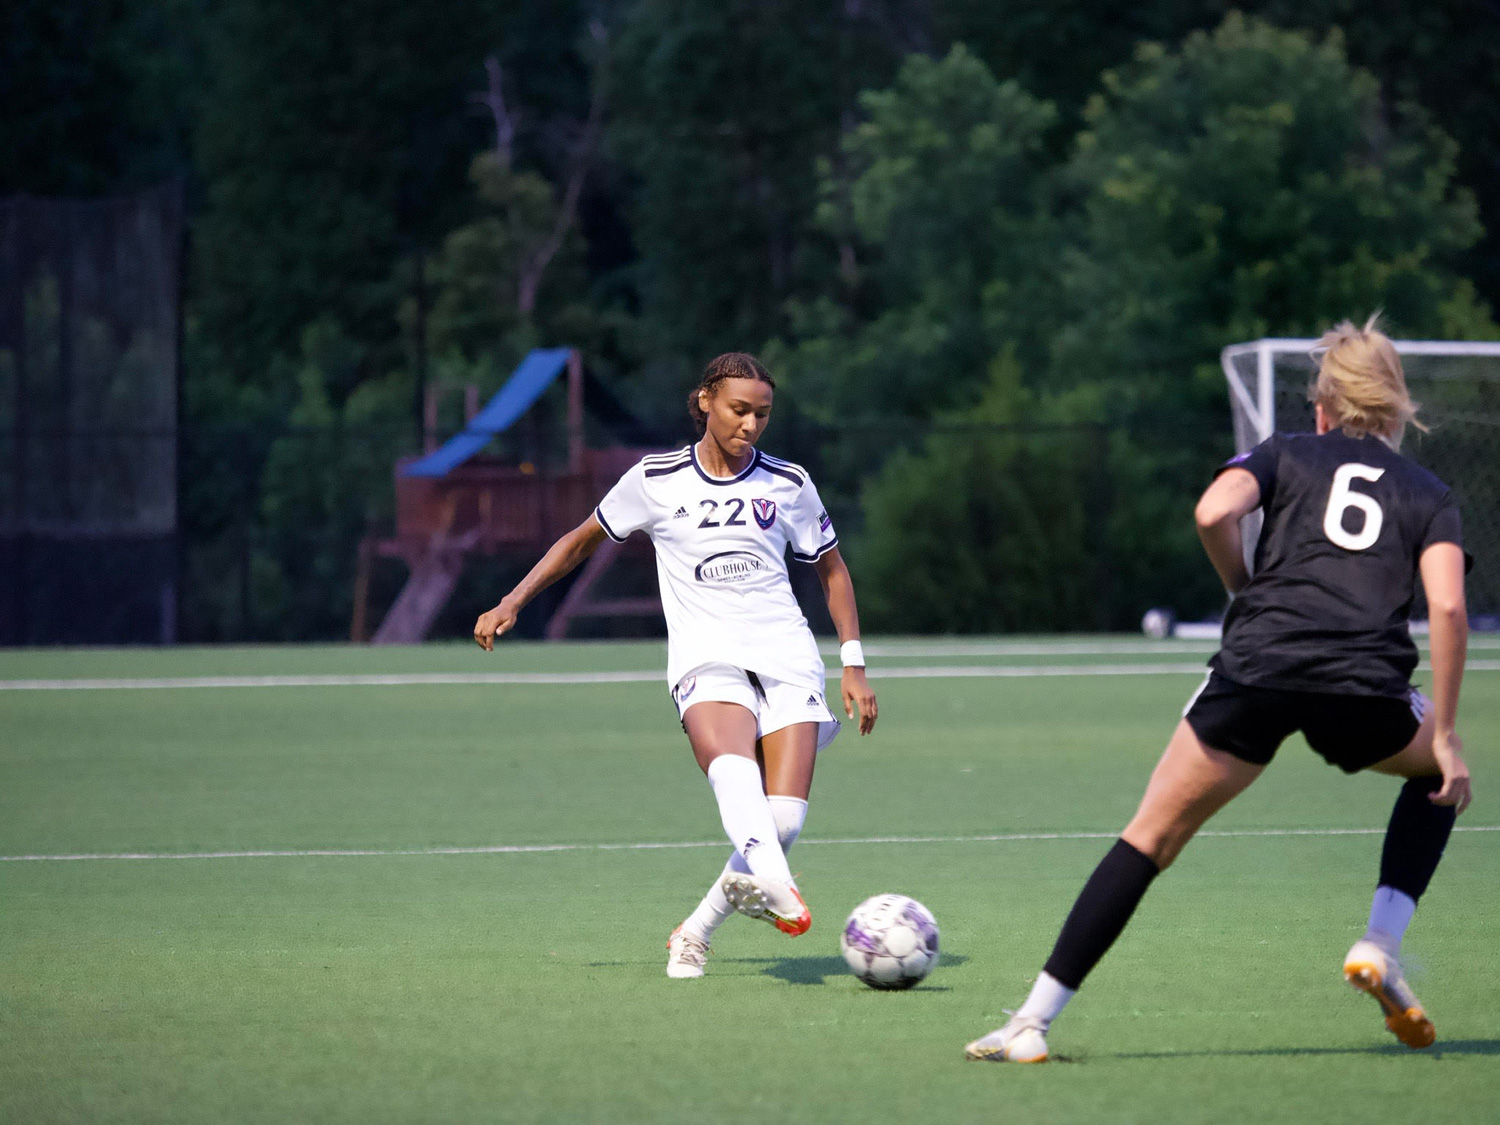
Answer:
[
  {"left": 1100, "top": 1039, "right": 1500, "bottom": 1061},
  {"left": 718, "top": 952, "right": 968, "bottom": 987}
]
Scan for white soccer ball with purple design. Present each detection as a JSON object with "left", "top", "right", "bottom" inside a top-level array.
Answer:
[{"left": 840, "top": 894, "right": 940, "bottom": 990}]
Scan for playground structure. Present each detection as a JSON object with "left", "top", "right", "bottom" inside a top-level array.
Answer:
[{"left": 356, "top": 348, "right": 667, "bottom": 643}]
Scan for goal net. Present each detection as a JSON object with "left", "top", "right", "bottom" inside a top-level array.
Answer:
[{"left": 1221, "top": 338, "right": 1500, "bottom": 624}]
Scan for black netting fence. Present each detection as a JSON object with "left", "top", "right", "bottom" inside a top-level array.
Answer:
[{"left": 0, "top": 185, "right": 182, "bottom": 644}]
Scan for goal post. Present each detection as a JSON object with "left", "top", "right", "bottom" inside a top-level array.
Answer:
[{"left": 1221, "top": 338, "right": 1500, "bottom": 623}]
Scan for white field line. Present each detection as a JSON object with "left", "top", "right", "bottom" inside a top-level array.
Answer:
[
  {"left": 5, "top": 659, "right": 1500, "bottom": 691},
  {"left": 3, "top": 825, "right": 1496, "bottom": 864},
  {"left": 832, "top": 641, "right": 1216, "bottom": 657},
  {"left": 824, "top": 637, "right": 1500, "bottom": 657}
]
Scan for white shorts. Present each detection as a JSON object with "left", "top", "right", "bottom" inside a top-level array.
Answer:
[{"left": 672, "top": 663, "right": 841, "bottom": 751}]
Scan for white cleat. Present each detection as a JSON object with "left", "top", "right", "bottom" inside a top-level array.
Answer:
[
  {"left": 719, "top": 873, "right": 811, "bottom": 936},
  {"left": 1343, "top": 939, "right": 1435, "bottom": 1049},
  {"left": 666, "top": 925, "right": 710, "bottom": 979},
  {"left": 964, "top": 1014, "right": 1050, "bottom": 1063}
]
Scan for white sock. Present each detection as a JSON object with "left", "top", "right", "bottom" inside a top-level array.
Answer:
[
  {"left": 682, "top": 795, "right": 808, "bottom": 942},
  {"left": 1363, "top": 885, "right": 1417, "bottom": 957},
  {"left": 1016, "top": 971, "right": 1076, "bottom": 1027},
  {"left": 704, "top": 755, "right": 793, "bottom": 884},
  {"left": 768, "top": 795, "right": 808, "bottom": 856}
]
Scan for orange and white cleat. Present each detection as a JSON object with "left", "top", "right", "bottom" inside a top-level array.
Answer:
[
  {"left": 666, "top": 924, "right": 710, "bottom": 978},
  {"left": 1344, "top": 939, "right": 1435, "bottom": 1049},
  {"left": 964, "top": 1014, "right": 1050, "bottom": 1063},
  {"left": 720, "top": 873, "right": 811, "bottom": 936}
]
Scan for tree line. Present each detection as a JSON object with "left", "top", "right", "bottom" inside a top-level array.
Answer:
[{"left": 5, "top": 1, "right": 1497, "bottom": 638}]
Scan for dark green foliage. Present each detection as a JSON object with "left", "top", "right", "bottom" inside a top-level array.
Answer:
[
  {"left": 858, "top": 428, "right": 1105, "bottom": 632},
  {"left": 192, "top": 0, "right": 502, "bottom": 388},
  {"left": 12, "top": 2, "right": 1500, "bottom": 639},
  {"left": 940, "top": 0, "right": 1500, "bottom": 308},
  {"left": 1053, "top": 15, "right": 1487, "bottom": 404},
  {"left": 794, "top": 19, "right": 1490, "bottom": 631},
  {"left": 0, "top": 0, "right": 202, "bottom": 194},
  {"left": 609, "top": 0, "right": 920, "bottom": 357},
  {"left": 773, "top": 46, "right": 1059, "bottom": 421}
]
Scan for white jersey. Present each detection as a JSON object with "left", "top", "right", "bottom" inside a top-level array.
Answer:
[{"left": 594, "top": 444, "right": 837, "bottom": 691}]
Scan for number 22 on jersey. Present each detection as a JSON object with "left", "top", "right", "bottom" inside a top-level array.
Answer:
[{"left": 1323, "top": 463, "right": 1385, "bottom": 551}]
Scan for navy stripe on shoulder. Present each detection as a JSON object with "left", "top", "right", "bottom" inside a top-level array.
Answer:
[
  {"left": 644, "top": 458, "right": 692, "bottom": 478},
  {"left": 758, "top": 458, "right": 805, "bottom": 487},
  {"left": 643, "top": 446, "right": 692, "bottom": 464},
  {"left": 791, "top": 536, "right": 837, "bottom": 563},
  {"left": 594, "top": 506, "right": 626, "bottom": 543}
]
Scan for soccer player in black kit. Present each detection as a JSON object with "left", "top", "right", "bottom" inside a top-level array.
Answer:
[{"left": 967, "top": 316, "right": 1473, "bottom": 1062}]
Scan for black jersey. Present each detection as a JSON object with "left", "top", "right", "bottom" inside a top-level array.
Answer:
[{"left": 1211, "top": 430, "right": 1465, "bottom": 698}]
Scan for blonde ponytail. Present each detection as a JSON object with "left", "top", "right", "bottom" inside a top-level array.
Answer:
[{"left": 1310, "top": 313, "right": 1425, "bottom": 447}]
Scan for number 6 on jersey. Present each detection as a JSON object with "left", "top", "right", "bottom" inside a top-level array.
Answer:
[{"left": 1323, "top": 463, "right": 1386, "bottom": 551}]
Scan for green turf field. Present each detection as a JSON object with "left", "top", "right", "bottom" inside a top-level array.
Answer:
[{"left": 3, "top": 638, "right": 1498, "bottom": 1123}]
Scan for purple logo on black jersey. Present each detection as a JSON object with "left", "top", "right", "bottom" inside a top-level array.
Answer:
[
  {"left": 1225, "top": 451, "right": 1251, "bottom": 466},
  {"left": 752, "top": 498, "right": 777, "bottom": 528}
]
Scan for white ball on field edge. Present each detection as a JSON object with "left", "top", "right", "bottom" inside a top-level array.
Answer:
[{"left": 1141, "top": 607, "right": 1176, "bottom": 640}]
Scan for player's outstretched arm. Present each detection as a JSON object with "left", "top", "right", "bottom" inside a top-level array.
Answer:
[
  {"left": 1419, "top": 541, "right": 1471, "bottom": 813},
  {"left": 474, "top": 515, "right": 609, "bottom": 651},
  {"left": 1194, "top": 468, "right": 1261, "bottom": 595},
  {"left": 814, "top": 546, "right": 877, "bottom": 735}
]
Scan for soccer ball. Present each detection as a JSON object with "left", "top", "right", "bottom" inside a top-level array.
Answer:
[
  {"left": 1141, "top": 606, "right": 1177, "bottom": 640},
  {"left": 839, "top": 894, "right": 940, "bottom": 990}
]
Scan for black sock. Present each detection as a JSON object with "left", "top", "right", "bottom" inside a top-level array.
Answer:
[
  {"left": 1378, "top": 777, "right": 1456, "bottom": 901},
  {"left": 1042, "top": 838, "right": 1160, "bottom": 990}
]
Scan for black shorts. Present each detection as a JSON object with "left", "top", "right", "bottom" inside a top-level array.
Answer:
[{"left": 1183, "top": 673, "right": 1427, "bottom": 773}]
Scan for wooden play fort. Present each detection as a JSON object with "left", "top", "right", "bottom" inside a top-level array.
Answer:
[{"left": 356, "top": 348, "right": 667, "bottom": 643}]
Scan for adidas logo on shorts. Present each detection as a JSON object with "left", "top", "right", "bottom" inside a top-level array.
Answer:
[
  {"left": 806, "top": 694, "right": 819, "bottom": 706},
  {"left": 672, "top": 506, "right": 689, "bottom": 518}
]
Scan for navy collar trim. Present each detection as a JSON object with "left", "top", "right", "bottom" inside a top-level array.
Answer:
[{"left": 691, "top": 444, "right": 760, "bottom": 486}]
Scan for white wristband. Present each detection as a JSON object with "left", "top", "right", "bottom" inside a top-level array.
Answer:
[{"left": 839, "top": 640, "right": 866, "bottom": 668}]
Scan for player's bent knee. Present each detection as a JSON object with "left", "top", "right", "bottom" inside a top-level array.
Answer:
[{"left": 1120, "top": 823, "right": 1186, "bottom": 870}]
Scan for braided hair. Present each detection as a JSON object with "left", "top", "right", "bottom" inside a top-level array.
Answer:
[{"left": 687, "top": 353, "right": 776, "bottom": 435}]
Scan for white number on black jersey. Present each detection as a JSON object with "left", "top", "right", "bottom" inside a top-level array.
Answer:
[{"left": 1323, "top": 463, "right": 1386, "bottom": 551}]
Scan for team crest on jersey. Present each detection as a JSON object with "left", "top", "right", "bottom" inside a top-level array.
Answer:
[{"left": 752, "top": 498, "right": 777, "bottom": 529}]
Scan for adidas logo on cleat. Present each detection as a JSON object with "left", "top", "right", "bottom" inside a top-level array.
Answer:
[{"left": 672, "top": 506, "right": 689, "bottom": 518}]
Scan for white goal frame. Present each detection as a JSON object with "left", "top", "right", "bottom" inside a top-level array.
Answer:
[
  {"left": 1220, "top": 338, "right": 1500, "bottom": 450},
  {"left": 1219, "top": 337, "right": 1500, "bottom": 626}
]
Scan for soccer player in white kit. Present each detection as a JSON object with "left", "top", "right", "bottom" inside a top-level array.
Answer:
[{"left": 474, "top": 353, "right": 878, "bottom": 977}]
